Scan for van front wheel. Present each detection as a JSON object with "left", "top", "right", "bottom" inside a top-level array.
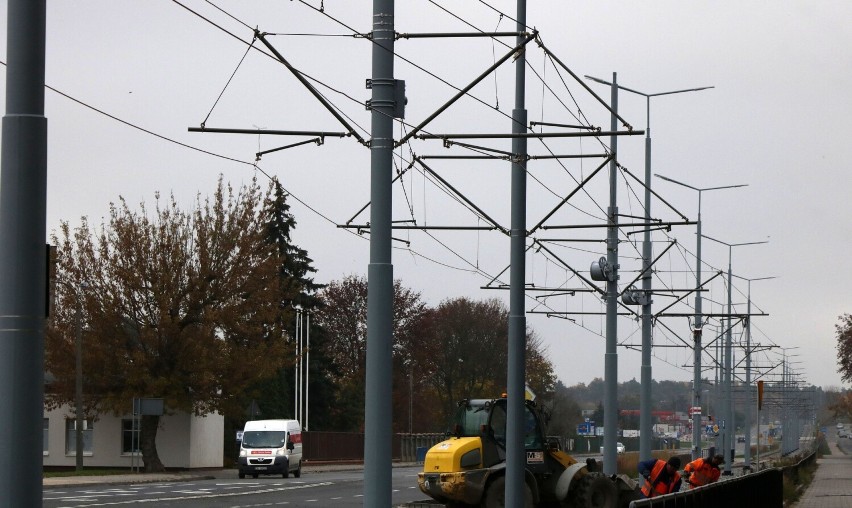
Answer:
[{"left": 238, "top": 472, "right": 245, "bottom": 479}]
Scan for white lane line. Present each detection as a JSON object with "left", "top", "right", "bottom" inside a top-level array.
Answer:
[{"left": 44, "top": 482, "right": 334, "bottom": 506}]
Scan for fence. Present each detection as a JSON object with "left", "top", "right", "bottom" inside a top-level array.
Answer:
[
  {"left": 630, "top": 460, "right": 788, "bottom": 508},
  {"left": 300, "top": 432, "right": 444, "bottom": 463},
  {"left": 399, "top": 433, "right": 445, "bottom": 462},
  {"left": 628, "top": 468, "right": 783, "bottom": 507}
]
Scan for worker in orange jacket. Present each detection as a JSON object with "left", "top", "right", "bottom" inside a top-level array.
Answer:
[
  {"left": 684, "top": 454, "right": 724, "bottom": 488},
  {"left": 638, "top": 456, "right": 682, "bottom": 498}
]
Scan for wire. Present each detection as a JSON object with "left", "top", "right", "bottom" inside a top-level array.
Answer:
[{"left": 201, "top": 34, "right": 257, "bottom": 128}]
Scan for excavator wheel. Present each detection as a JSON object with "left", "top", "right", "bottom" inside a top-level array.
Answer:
[
  {"left": 569, "top": 472, "right": 618, "bottom": 508},
  {"left": 482, "top": 475, "right": 533, "bottom": 508}
]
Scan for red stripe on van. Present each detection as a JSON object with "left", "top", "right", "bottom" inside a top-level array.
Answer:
[{"left": 289, "top": 433, "right": 302, "bottom": 444}]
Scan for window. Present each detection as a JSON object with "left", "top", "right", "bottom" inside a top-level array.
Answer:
[
  {"left": 122, "top": 419, "right": 140, "bottom": 454},
  {"left": 43, "top": 418, "right": 49, "bottom": 455},
  {"left": 65, "top": 418, "right": 93, "bottom": 455}
]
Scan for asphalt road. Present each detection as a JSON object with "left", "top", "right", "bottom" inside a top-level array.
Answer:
[{"left": 43, "top": 466, "right": 429, "bottom": 508}]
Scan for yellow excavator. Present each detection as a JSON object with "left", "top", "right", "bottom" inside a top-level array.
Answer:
[{"left": 417, "top": 396, "right": 639, "bottom": 507}]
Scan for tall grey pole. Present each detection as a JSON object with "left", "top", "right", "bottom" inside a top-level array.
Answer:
[
  {"left": 0, "top": 0, "right": 47, "bottom": 505},
  {"left": 691, "top": 195, "right": 703, "bottom": 460},
  {"left": 655, "top": 176, "right": 748, "bottom": 460},
  {"left": 364, "top": 0, "right": 395, "bottom": 505},
  {"left": 723, "top": 246, "right": 733, "bottom": 474},
  {"left": 639, "top": 100, "right": 652, "bottom": 462},
  {"left": 295, "top": 309, "right": 301, "bottom": 423},
  {"left": 743, "top": 290, "right": 752, "bottom": 471},
  {"left": 603, "top": 73, "right": 619, "bottom": 476},
  {"left": 306, "top": 311, "right": 310, "bottom": 431},
  {"left": 75, "top": 296, "right": 84, "bottom": 471},
  {"left": 587, "top": 83, "right": 714, "bottom": 463},
  {"left": 506, "top": 0, "right": 528, "bottom": 505}
]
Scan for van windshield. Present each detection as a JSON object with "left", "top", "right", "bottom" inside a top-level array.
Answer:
[{"left": 242, "top": 430, "right": 287, "bottom": 448}]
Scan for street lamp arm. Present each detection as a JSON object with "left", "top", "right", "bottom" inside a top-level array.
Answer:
[
  {"left": 654, "top": 173, "right": 700, "bottom": 191},
  {"left": 648, "top": 86, "right": 715, "bottom": 97}
]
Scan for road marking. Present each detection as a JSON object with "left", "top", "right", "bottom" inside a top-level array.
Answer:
[{"left": 45, "top": 482, "right": 334, "bottom": 506}]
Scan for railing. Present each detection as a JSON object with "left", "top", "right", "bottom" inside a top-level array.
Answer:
[
  {"left": 778, "top": 450, "right": 817, "bottom": 487},
  {"left": 399, "top": 433, "right": 445, "bottom": 462},
  {"left": 300, "top": 432, "right": 444, "bottom": 463},
  {"left": 628, "top": 468, "right": 783, "bottom": 507}
]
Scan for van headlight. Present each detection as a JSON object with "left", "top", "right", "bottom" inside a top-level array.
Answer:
[
  {"left": 276, "top": 448, "right": 286, "bottom": 456},
  {"left": 239, "top": 450, "right": 247, "bottom": 457}
]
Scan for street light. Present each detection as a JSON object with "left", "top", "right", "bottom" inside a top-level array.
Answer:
[
  {"left": 701, "top": 235, "right": 768, "bottom": 474},
  {"left": 732, "top": 274, "right": 777, "bottom": 472},
  {"left": 586, "top": 76, "right": 713, "bottom": 461},
  {"left": 57, "top": 280, "right": 87, "bottom": 471},
  {"left": 654, "top": 174, "right": 746, "bottom": 460}
]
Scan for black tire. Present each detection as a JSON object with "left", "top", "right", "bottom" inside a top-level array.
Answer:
[
  {"left": 282, "top": 468, "right": 289, "bottom": 479},
  {"left": 294, "top": 461, "right": 302, "bottom": 478},
  {"left": 483, "top": 475, "right": 533, "bottom": 508},
  {"left": 238, "top": 472, "right": 245, "bottom": 479},
  {"left": 252, "top": 473, "right": 259, "bottom": 479},
  {"left": 571, "top": 472, "right": 618, "bottom": 508}
]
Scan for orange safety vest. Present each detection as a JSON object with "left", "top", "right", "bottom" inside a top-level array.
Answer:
[
  {"left": 641, "top": 460, "right": 682, "bottom": 498},
  {"left": 684, "top": 458, "right": 720, "bottom": 488}
]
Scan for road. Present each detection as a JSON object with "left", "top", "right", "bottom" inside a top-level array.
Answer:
[{"left": 43, "top": 466, "right": 429, "bottom": 508}]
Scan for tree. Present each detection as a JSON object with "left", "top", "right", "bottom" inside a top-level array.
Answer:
[
  {"left": 313, "top": 275, "right": 427, "bottom": 431},
  {"left": 836, "top": 314, "right": 852, "bottom": 383},
  {"left": 232, "top": 180, "right": 331, "bottom": 430},
  {"left": 416, "top": 297, "right": 557, "bottom": 426},
  {"left": 46, "top": 177, "right": 297, "bottom": 472}
]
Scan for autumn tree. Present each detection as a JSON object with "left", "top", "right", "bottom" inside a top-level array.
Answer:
[
  {"left": 417, "top": 297, "right": 557, "bottom": 427},
  {"left": 46, "top": 177, "right": 300, "bottom": 472},
  {"left": 836, "top": 314, "right": 852, "bottom": 383},
  {"left": 313, "top": 275, "right": 427, "bottom": 431}
]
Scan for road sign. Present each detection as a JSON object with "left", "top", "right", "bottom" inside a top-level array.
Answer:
[{"left": 577, "top": 422, "right": 592, "bottom": 436}]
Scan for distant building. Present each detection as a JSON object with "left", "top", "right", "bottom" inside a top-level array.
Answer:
[{"left": 43, "top": 405, "right": 223, "bottom": 468}]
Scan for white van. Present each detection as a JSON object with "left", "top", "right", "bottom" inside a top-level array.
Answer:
[{"left": 238, "top": 419, "right": 303, "bottom": 479}]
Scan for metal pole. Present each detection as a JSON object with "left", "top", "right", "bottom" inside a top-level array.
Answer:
[
  {"left": 639, "top": 97, "right": 652, "bottom": 462},
  {"left": 75, "top": 294, "right": 84, "bottom": 471},
  {"left": 364, "top": 0, "right": 395, "bottom": 505},
  {"left": 306, "top": 311, "right": 310, "bottom": 431},
  {"left": 723, "top": 247, "right": 733, "bottom": 474},
  {"left": 506, "top": 0, "right": 528, "bottom": 504},
  {"left": 299, "top": 309, "right": 303, "bottom": 423},
  {"left": 603, "top": 73, "right": 619, "bottom": 475},
  {"left": 692, "top": 194, "right": 703, "bottom": 461},
  {"left": 0, "top": 0, "right": 47, "bottom": 504},
  {"left": 743, "top": 284, "right": 752, "bottom": 471},
  {"left": 295, "top": 309, "right": 300, "bottom": 422}
]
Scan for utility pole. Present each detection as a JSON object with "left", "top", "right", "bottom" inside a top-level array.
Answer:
[
  {"left": 0, "top": 0, "right": 47, "bottom": 505},
  {"left": 364, "top": 0, "right": 395, "bottom": 506},
  {"left": 603, "top": 73, "right": 619, "bottom": 476},
  {"left": 655, "top": 174, "right": 745, "bottom": 461},
  {"left": 506, "top": 0, "right": 528, "bottom": 505},
  {"left": 584, "top": 79, "right": 713, "bottom": 463}
]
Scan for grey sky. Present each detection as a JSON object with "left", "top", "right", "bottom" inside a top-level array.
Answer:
[{"left": 3, "top": 1, "right": 850, "bottom": 391}]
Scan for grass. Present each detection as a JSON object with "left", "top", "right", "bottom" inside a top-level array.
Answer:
[{"left": 781, "top": 460, "right": 817, "bottom": 506}]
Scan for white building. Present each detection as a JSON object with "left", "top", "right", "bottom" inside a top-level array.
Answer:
[{"left": 43, "top": 405, "right": 223, "bottom": 469}]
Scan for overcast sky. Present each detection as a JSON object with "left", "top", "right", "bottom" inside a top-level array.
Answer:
[{"left": 2, "top": 1, "right": 850, "bottom": 395}]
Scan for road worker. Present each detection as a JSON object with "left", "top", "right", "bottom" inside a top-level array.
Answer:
[
  {"left": 683, "top": 454, "right": 724, "bottom": 488},
  {"left": 638, "top": 456, "right": 682, "bottom": 498}
]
